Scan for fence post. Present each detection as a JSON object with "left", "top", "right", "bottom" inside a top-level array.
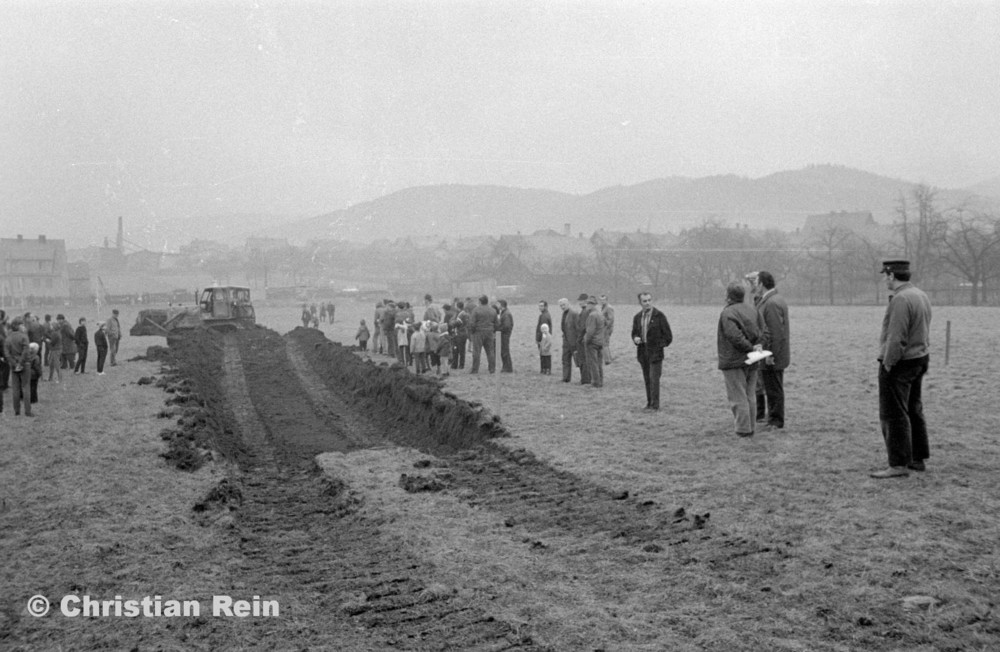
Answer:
[{"left": 945, "top": 320, "right": 951, "bottom": 366}]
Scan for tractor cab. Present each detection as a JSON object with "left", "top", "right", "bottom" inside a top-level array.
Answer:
[{"left": 199, "top": 286, "right": 256, "bottom": 326}]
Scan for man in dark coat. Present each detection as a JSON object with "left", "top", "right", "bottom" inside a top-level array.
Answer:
[
  {"left": 74, "top": 317, "right": 89, "bottom": 373},
  {"left": 756, "top": 271, "right": 790, "bottom": 429},
  {"left": 557, "top": 298, "right": 579, "bottom": 383},
  {"left": 575, "top": 293, "right": 593, "bottom": 385},
  {"left": 535, "top": 300, "right": 552, "bottom": 345},
  {"left": 497, "top": 299, "right": 514, "bottom": 373},
  {"left": 468, "top": 295, "right": 497, "bottom": 374},
  {"left": 631, "top": 292, "right": 673, "bottom": 411}
]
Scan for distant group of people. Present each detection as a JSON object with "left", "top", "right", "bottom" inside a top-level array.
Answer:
[
  {"left": 0, "top": 308, "right": 123, "bottom": 417},
  {"left": 344, "top": 258, "right": 930, "bottom": 479},
  {"left": 300, "top": 302, "right": 336, "bottom": 328}
]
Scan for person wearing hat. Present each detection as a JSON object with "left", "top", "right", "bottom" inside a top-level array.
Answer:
[
  {"left": 582, "top": 296, "right": 606, "bottom": 387},
  {"left": 631, "top": 291, "right": 673, "bottom": 411},
  {"left": 871, "top": 260, "right": 932, "bottom": 479},
  {"left": 717, "top": 281, "right": 765, "bottom": 437},
  {"left": 575, "top": 293, "right": 593, "bottom": 384},
  {"left": 107, "top": 308, "right": 122, "bottom": 366},
  {"left": 557, "top": 298, "right": 579, "bottom": 383}
]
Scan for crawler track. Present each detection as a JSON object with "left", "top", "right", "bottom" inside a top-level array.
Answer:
[{"left": 163, "top": 327, "right": 775, "bottom": 649}]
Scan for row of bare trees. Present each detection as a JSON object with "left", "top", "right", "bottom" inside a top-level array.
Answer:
[{"left": 584, "top": 185, "right": 1000, "bottom": 305}]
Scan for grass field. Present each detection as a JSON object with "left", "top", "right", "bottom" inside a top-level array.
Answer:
[{"left": 3, "top": 298, "right": 999, "bottom": 650}]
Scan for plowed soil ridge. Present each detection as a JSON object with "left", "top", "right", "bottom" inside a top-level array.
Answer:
[
  {"left": 168, "top": 328, "right": 540, "bottom": 650},
  {"left": 288, "top": 328, "right": 747, "bottom": 548}
]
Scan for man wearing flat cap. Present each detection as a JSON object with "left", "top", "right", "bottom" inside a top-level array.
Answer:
[
  {"left": 871, "top": 260, "right": 932, "bottom": 479},
  {"left": 582, "top": 295, "right": 606, "bottom": 388},
  {"left": 575, "top": 293, "right": 593, "bottom": 384}
]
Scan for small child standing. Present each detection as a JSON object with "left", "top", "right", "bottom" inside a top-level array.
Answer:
[
  {"left": 434, "top": 322, "right": 452, "bottom": 376},
  {"left": 355, "top": 319, "right": 371, "bottom": 351},
  {"left": 426, "top": 322, "right": 440, "bottom": 374},
  {"left": 538, "top": 323, "right": 552, "bottom": 375},
  {"left": 410, "top": 321, "right": 428, "bottom": 374}
]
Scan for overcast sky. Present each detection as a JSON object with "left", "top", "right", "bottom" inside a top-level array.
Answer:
[{"left": 3, "top": 0, "right": 999, "bottom": 247}]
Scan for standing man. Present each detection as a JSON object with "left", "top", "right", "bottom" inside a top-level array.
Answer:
[
  {"left": 717, "top": 281, "right": 764, "bottom": 438},
  {"left": 745, "top": 272, "right": 768, "bottom": 423},
  {"left": 497, "top": 299, "right": 514, "bottom": 373},
  {"left": 557, "top": 298, "right": 579, "bottom": 383},
  {"left": 422, "top": 294, "right": 441, "bottom": 323},
  {"left": 756, "top": 271, "right": 789, "bottom": 430},
  {"left": 631, "top": 292, "right": 673, "bottom": 411},
  {"left": 107, "top": 308, "right": 122, "bottom": 366},
  {"left": 468, "top": 295, "right": 497, "bottom": 374},
  {"left": 583, "top": 296, "right": 606, "bottom": 387},
  {"left": 4, "top": 318, "right": 33, "bottom": 416},
  {"left": 871, "top": 260, "right": 932, "bottom": 479},
  {"left": 74, "top": 317, "right": 89, "bottom": 373},
  {"left": 599, "top": 294, "right": 615, "bottom": 364},
  {"left": 535, "top": 300, "right": 552, "bottom": 347},
  {"left": 450, "top": 301, "right": 469, "bottom": 370},
  {"left": 575, "top": 293, "right": 592, "bottom": 385}
]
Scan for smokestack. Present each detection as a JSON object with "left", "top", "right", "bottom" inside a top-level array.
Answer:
[
  {"left": 117, "top": 216, "right": 124, "bottom": 251},
  {"left": 564, "top": 223, "right": 571, "bottom": 236}
]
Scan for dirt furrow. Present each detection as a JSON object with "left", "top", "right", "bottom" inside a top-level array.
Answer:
[{"left": 206, "top": 328, "right": 540, "bottom": 650}]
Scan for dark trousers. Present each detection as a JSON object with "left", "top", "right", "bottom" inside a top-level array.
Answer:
[
  {"left": 760, "top": 367, "right": 784, "bottom": 427},
  {"left": 75, "top": 346, "right": 88, "bottom": 373},
  {"left": 638, "top": 348, "right": 662, "bottom": 409},
  {"left": 30, "top": 372, "right": 39, "bottom": 403},
  {"left": 577, "top": 346, "right": 591, "bottom": 384},
  {"left": 470, "top": 332, "right": 495, "bottom": 373},
  {"left": 451, "top": 334, "right": 467, "bottom": 369},
  {"left": 11, "top": 369, "right": 31, "bottom": 415},
  {"left": 878, "top": 356, "right": 929, "bottom": 468},
  {"left": 96, "top": 346, "right": 108, "bottom": 373},
  {"left": 500, "top": 332, "right": 512, "bottom": 372},
  {"left": 386, "top": 328, "right": 398, "bottom": 357},
  {"left": 540, "top": 355, "right": 551, "bottom": 374},
  {"left": 586, "top": 343, "right": 603, "bottom": 387},
  {"left": 756, "top": 380, "right": 767, "bottom": 420},
  {"left": 359, "top": 340, "right": 368, "bottom": 351},
  {"left": 561, "top": 344, "right": 575, "bottom": 382}
]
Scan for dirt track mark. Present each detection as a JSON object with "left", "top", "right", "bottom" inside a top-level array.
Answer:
[
  {"left": 221, "top": 334, "right": 277, "bottom": 472},
  {"left": 287, "top": 328, "right": 734, "bottom": 548},
  {"left": 211, "top": 329, "right": 541, "bottom": 650},
  {"left": 283, "top": 334, "right": 388, "bottom": 450}
]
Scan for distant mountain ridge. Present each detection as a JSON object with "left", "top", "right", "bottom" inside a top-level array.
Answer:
[{"left": 266, "top": 165, "right": 987, "bottom": 244}]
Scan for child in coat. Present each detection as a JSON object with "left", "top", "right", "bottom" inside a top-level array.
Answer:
[
  {"left": 435, "top": 323, "right": 452, "bottom": 376},
  {"left": 538, "top": 323, "right": 553, "bottom": 374},
  {"left": 410, "top": 321, "right": 428, "bottom": 374},
  {"left": 355, "top": 319, "right": 371, "bottom": 351}
]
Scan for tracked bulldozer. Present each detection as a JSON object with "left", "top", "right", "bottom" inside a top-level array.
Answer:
[{"left": 130, "top": 286, "right": 257, "bottom": 337}]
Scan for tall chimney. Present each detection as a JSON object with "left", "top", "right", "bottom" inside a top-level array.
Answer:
[
  {"left": 563, "top": 223, "right": 571, "bottom": 236},
  {"left": 117, "top": 216, "right": 124, "bottom": 251}
]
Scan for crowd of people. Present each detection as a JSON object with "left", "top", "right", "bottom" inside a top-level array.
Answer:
[
  {"left": 0, "top": 308, "right": 123, "bottom": 417},
  {"left": 300, "top": 302, "right": 336, "bottom": 328},
  {"left": 342, "top": 258, "right": 931, "bottom": 479}
]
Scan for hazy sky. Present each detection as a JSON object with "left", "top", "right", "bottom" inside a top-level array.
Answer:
[{"left": 3, "top": 0, "right": 999, "bottom": 247}]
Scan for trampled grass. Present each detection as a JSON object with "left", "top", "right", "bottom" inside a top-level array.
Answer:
[{"left": 3, "top": 299, "right": 998, "bottom": 650}]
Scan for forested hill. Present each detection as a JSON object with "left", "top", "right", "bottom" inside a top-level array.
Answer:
[{"left": 270, "top": 165, "right": 986, "bottom": 243}]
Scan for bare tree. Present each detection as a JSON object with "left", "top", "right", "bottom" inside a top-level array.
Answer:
[
  {"left": 939, "top": 207, "right": 1000, "bottom": 305},
  {"left": 806, "top": 224, "right": 856, "bottom": 305},
  {"left": 894, "top": 184, "right": 947, "bottom": 282}
]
